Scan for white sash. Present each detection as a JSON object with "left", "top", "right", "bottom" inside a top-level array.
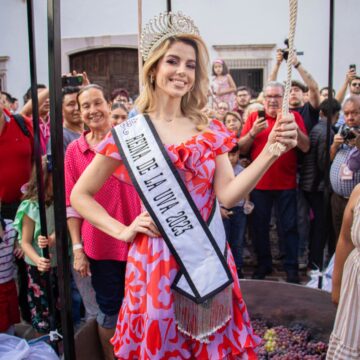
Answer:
[{"left": 112, "top": 114, "right": 233, "bottom": 304}]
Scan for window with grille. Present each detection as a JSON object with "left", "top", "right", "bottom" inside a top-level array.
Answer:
[{"left": 230, "top": 68, "right": 263, "bottom": 96}]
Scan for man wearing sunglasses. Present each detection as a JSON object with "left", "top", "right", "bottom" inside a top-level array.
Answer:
[
  {"left": 350, "top": 78, "right": 360, "bottom": 96},
  {"left": 335, "top": 67, "right": 360, "bottom": 106},
  {"left": 269, "top": 50, "right": 320, "bottom": 133}
]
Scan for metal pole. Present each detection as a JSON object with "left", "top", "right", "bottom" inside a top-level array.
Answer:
[
  {"left": 167, "top": 0, "right": 172, "bottom": 12},
  {"left": 137, "top": 0, "right": 143, "bottom": 92},
  {"left": 26, "top": 0, "right": 58, "bottom": 347},
  {"left": 322, "top": 0, "right": 335, "bottom": 288},
  {"left": 47, "top": 0, "right": 76, "bottom": 358}
]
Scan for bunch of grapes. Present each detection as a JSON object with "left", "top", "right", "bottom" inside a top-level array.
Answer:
[{"left": 252, "top": 319, "right": 328, "bottom": 359}]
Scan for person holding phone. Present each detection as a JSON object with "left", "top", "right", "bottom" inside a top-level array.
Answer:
[
  {"left": 21, "top": 84, "right": 51, "bottom": 155},
  {"left": 335, "top": 65, "right": 360, "bottom": 105},
  {"left": 238, "top": 108, "right": 268, "bottom": 153},
  {"left": 239, "top": 81, "right": 309, "bottom": 283}
]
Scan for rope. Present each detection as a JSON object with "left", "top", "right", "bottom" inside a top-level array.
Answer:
[{"left": 269, "top": 0, "right": 298, "bottom": 156}]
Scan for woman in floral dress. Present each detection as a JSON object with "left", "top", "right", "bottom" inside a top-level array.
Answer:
[{"left": 70, "top": 12, "right": 298, "bottom": 359}]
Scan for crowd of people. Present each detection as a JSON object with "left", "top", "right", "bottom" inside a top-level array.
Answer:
[{"left": 0, "top": 11, "right": 359, "bottom": 360}]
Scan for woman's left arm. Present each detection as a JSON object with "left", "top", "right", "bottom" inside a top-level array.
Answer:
[
  {"left": 214, "top": 114, "right": 297, "bottom": 208},
  {"left": 331, "top": 184, "right": 359, "bottom": 305},
  {"left": 214, "top": 149, "right": 276, "bottom": 208}
]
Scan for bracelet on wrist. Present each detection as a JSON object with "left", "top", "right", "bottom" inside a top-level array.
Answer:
[
  {"left": 72, "top": 243, "right": 83, "bottom": 251},
  {"left": 294, "top": 62, "right": 301, "bottom": 69}
]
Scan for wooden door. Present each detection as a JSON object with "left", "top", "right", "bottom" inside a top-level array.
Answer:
[{"left": 70, "top": 48, "right": 139, "bottom": 98}]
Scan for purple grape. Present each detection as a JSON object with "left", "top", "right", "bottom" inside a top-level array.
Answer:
[{"left": 252, "top": 318, "right": 328, "bottom": 358}]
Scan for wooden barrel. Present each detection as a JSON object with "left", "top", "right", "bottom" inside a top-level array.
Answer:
[
  {"left": 240, "top": 279, "right": 336, "bottom": 342},
  {"left": 74, "top": 280, "right": 337, "bottom": 358}
]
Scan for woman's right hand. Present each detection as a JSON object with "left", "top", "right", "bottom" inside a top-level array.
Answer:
[
  {"left": 118, "top": 211, "right": 161, "bottom": 243},
  {"left": 268, "top": 112, "right": 298, "bottom": 153},
  {"left": 73, "top": 249, "right": 91, "bottom": 278},
  {"left": 36, "top": 257, "right": 51, "bottom": 272}
]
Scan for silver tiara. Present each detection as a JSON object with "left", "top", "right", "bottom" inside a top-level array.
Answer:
[{"left": 140, "top": 12, "right": 200, "bottom": 62}]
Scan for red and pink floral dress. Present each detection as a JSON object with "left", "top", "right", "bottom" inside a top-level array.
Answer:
[{"left": 97, "top": 119, "right": 260, "bottom": 359}]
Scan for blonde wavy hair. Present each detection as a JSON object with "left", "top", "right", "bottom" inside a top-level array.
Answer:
[{"left": 136, "top": 34, "right": 210, "bottom": 129}]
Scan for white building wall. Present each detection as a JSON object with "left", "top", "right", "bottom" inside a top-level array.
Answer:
[{"left": 0, "top": 0, "right": 359, "bottom": 104}]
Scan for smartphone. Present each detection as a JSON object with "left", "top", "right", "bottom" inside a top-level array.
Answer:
[
  {"left": 61, "top": 75, "right": 83, "bottom": 87},
  {"left": 258, "top": 110, "right": 266, "bottom": 120},
  {"left": 349, "top": 64, "right": 356, "bottom": 72}
]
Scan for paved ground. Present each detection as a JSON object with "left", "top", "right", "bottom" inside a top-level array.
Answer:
[{"left": 241, "top": 223, "right": 312, "bottom": 285}]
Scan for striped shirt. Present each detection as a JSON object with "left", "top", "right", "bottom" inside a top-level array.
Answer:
[
  {"left": 0, "top": 219, "right": 16, "bottom": 284},
  {"left": 330, "top": 145, "right": 360, "bottom": 198}
]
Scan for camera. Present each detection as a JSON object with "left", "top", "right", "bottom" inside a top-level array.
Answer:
[
  {"left": 350, "top": 64, "right": 356, "bottom": 72},
  {"left": 280, "top": 38, "right": 304, "bottom": 61},
  {"left": 61, "top": 75, "right": 83, "bottom": 87},
  {"left": 339, "top": 124, "right": 360, "bottom": 142}
]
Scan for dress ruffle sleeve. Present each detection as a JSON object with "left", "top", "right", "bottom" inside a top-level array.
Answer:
[
  {"left": 13, "top": 200, "right": 39, "bottom": 244},
  {"left": 96, "top": 131, "right": 121, "bottom": 161},
  {"left": 96, "top": 131, "right": 132, "bottom": 184},
  {"left": 206, "top": 119, "right": 236, "bottom": 155}
]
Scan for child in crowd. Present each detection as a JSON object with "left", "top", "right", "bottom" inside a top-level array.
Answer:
[
  {"left": 211, "top": 59, "right": 237, "bottom": 109},
  {"left": 0, "top": 208, "right": 21, "bottom": 335},
  {"left": 224, "top": 111, "right": 243, "bottom": 139},
  {"left": 221, "top": 144, "right": 253, "bottom": 278},
  {"left": 224, "top": 111, "right": 251, "bottom": 168},
  {"left": 110, "top": 102, "right": 128, "bottom": 126},
  {"left": 13, "top": 156, "right": 59, "bottom": 336}
]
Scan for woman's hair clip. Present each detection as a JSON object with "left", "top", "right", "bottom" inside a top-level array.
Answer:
[{"left": 213, "top": 59, "right": 224, "bottom": 65}]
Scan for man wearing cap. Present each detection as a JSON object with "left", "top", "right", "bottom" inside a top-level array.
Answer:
[
  {"left": 269, "top": 50, "right": 321, "bottom": 270},
  {"left": 269, "top": 50, "right": 320, "bottom": 133}
]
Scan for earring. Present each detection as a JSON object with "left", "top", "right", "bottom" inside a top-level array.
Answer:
[{"left": 150, "top": 74, "right": 155, "bottom": 85}]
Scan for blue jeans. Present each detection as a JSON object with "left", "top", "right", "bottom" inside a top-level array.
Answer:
[
  {"left": 297, "top": 189, "right": 310, "bottom": 257},
  {"left": 88, "top": 258, "right": 126, "bottom": 329},
  {"left": 251, "top": 189, "right": 299, "bottom": 272},
  {"left": 223, "top": 206, "right": 246, "bottom": 269},
  {"left": 303, "top": 191, "right": 327, "bottom": 269},
  {"left": 70, "top": 269, "right": 82, "bottom": 326}
]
